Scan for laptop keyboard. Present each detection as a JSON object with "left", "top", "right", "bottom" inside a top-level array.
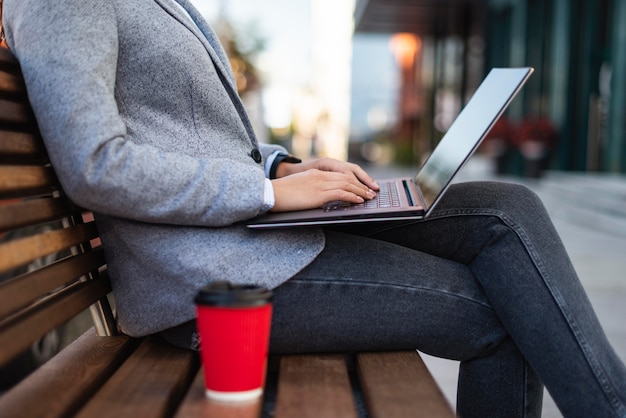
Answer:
[{"left": 323, "top": 181, "right": 400, "bottom": 212}]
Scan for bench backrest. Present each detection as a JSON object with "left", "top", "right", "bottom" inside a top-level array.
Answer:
[{"left": 0, "top": 47, "right": 116, "bottom": 370}]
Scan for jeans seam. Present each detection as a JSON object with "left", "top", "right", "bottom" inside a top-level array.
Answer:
[
  {"left": 523, "top": 362, "right": 529, "bottom": 418},
  {"left": 427, "top": 208, "right": 625, "bottom": 415},
  {"left": 286, "top": 277, "right": 496, "bottom": 311}
]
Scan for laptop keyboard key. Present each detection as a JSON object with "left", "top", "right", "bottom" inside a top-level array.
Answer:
[{"left": 322, "top": 181, "right": 401, "bottom": 212}]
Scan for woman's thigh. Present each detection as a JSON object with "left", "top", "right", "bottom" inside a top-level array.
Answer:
[
  {"left": 270, "top": 182, "right": 556, "bottom": 358},
  {"left": 270, "top": 229, "right": 507, "bottom": 360}
]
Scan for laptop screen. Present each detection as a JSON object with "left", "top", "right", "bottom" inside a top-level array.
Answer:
[{"left": 415, "top": 67, "right": 533, "bottom": 213}]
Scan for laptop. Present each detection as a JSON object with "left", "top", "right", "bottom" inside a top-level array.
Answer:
[{"left": 247, "top": 67, "right": 533, "bottom": 229}]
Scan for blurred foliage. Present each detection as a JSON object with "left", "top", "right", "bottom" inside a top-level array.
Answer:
[
  {"left": 213, "top": 17, "right": 267, "bottom": 95},
  {"left": 394, "top": 140, "right": 416, "bottom": 166}
]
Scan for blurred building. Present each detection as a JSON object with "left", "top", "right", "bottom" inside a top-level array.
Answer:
[{"left": 354, "top": 0, "right": 626, "bottom": 175}]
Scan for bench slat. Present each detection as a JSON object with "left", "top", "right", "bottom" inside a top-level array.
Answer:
[
  {"left": 357, "top": 351, "right": 455, "bottom": 418},
  {"left": 0, "top": 98, "right": 34, "bottom": 125},
  {"left": 0, "top": 165, "right": 57, "bottom": 198},
  {"left": 0, "top": 130, "right": 43, "bottom": 154},
  {"left": 0, "top": 328, "right": 140, "bottom": 418},
  {"left": 273, "top": 354, "right": 358, "bottom": 418},
  {"left": 0, "top": 249, "right": 106, "bottom": 318},
  {"left": 0, "top": 70, "right": 28, "bottom": 98},
  {"left": 0, "top": 222, "right": 99, "bottom": 274},
  {"left": 74, "top": 336, "right": 199, "bottom": 418},
  {"left": 0, "top": 196, "right": 73, "bottom": 233},
  {"left": 0, "top": 48, "right": 20, "bottom": 72},
  {"left": 0, "top": 276, "right": 112, "bottom": 365},
  {"left": 174, "top": 369, "right": 263, "bottom": 418}
]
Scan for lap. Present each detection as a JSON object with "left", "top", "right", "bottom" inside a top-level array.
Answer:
[
  {"left": 165, "top": 182, "right": 538, "bottom": 357},
  {"left": 271, "top": 181, "right": 544, "bottom": 357},
  {"left": 327, "top": 181, "right": 548, "bottom": 263},
  {"left": 270, "top": 229, "right": 505, "bottom": 360}
]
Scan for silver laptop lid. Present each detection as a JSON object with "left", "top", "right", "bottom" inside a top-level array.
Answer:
[{"left": 415, "top": 67, "right": 534, "bottom": 214}]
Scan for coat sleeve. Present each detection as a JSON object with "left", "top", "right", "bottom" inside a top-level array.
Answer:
[{"left": 4, "top": 0, "right": 270, "bottom": 227}]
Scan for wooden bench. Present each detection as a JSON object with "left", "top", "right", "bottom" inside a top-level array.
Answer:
[{"left": 0, "top": 46, "right": 455, "bottom": 418}]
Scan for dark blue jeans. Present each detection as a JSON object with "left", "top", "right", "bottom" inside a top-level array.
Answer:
[
  {"left": 269, "top": 182, "right": 626, "bottom": 418},
  {"left": 161, "top": 182, "right": 626, "bottom": 417}
]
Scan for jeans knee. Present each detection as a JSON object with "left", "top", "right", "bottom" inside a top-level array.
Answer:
[{"left": 447, "top": 181, "right": 546, "bottom": 219}]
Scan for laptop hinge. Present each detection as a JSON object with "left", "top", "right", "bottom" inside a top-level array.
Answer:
[{"left": 402, "top": 180, "right": 416, "bottom": 206}]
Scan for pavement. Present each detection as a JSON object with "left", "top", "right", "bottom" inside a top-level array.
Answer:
[{"left": 365, "top": 155, "right": 626, "bottom": 417}]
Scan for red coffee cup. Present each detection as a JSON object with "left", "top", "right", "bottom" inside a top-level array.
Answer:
[{"left": 194, "top": 281, "right": 273, "bottom": 402}]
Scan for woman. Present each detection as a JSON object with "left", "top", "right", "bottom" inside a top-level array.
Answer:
[{"left": 3, "top": 0, "right": 625, "bottom": 416}]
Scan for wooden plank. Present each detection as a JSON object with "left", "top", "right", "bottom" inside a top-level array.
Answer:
[
  {"left": 273, "top": 354, "right": 358, "bottom": 418},
  {"left": 0, "top": 47, "right": 20, "bottom": 72},
  {"left": 0, "top": 328, "right": 140, "bottom": 418},
  {"left": 0, "top": 222, "right": 99, "bottom": 274},
  {"left": 0, "top": 165, "right": 57, "bottom": 197},
  {"left": 0, "top": 98, "right": 33, "bottom": 125},
  {"left": 0, "top": 276, "right": 112, "bottom": 366},
  {"left": 0, "top": 249, "right": 106, "bottom": 318},
  {"left": 0, "top": 130, "right": 42, "bottom": 154},
  {"left": 356, "top": 351, "right": 455, "bottom": 418},
  {"left": 174, "top": 368, "right": 262, "bottom": 418},
  {"left": 0, "top": 130, "right": 46, "bottom": 164},
  {"left": 0, "top": 69, "right": 27, "bottom": 97},
  {"left": 0, "top": 196, "right": 72, "bottom": 232},
  {"left": 75, "top": 336, "right": 200, "bottom": 418}
]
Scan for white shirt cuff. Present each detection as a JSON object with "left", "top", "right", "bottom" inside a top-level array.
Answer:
[
  {"left": 264, "top": 150, "right": 283, "bottom": 178},
  {"left": 262, "top": 178, "right": 275, "bottom": 212}
]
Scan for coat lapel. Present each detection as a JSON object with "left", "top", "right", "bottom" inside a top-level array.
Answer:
[
  {"left": 152, "top": 0, "right": 259, "bottom": 147},
  {"left": 153, "top": 0, "right": 238, "bottom": 94}
]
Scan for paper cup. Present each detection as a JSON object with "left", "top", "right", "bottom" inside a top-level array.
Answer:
[{"left": 195, "top": 281, "right": 273, "bottom": 402}]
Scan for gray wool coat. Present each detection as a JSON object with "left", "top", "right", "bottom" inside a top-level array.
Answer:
[{"left": 4, "top": 0, "right": 325, "bottom": 336}]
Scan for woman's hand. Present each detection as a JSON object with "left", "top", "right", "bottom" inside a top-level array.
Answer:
[
  {"left": 270, "top": 158, "right": 380, "bottom": 212},
  {"left": 275, "top": 157, "right": 379, "bottom": 191}
]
